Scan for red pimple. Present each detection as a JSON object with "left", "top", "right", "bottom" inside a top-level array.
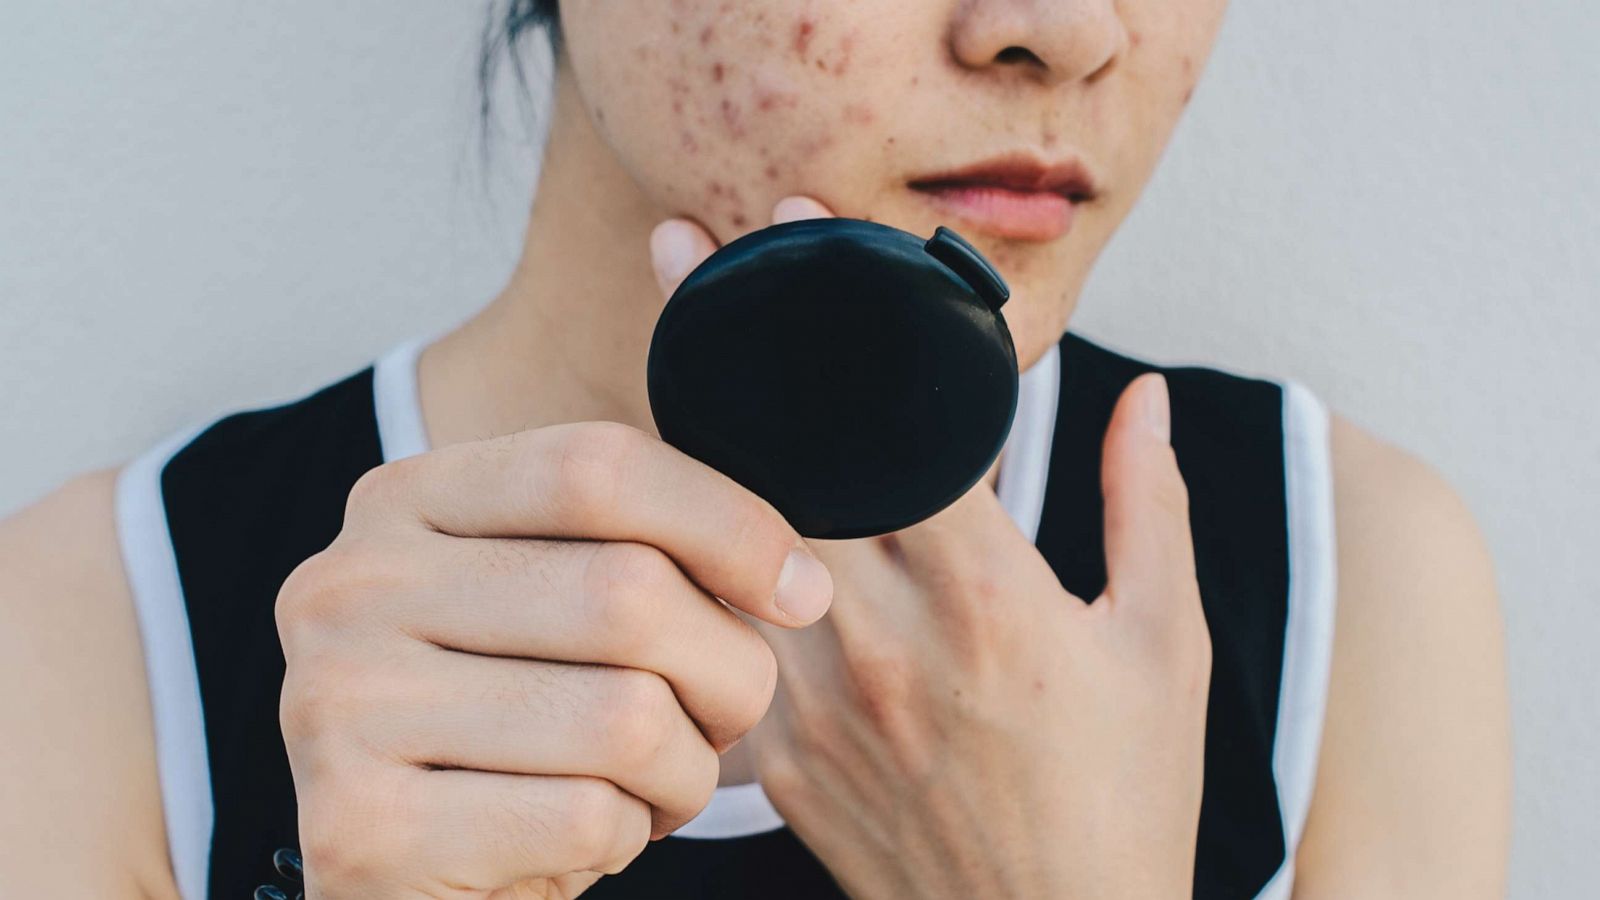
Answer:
[
  {"left": 1130, "top": 30, "right": 1142, "bottom": 48},
  {"left": 710, "top": 181, "right": 725, "bottom": 196},
  {"left": 712, "top": 62, "right": 725, "bottom": 82},
  {"left": 700, "top": 25, "right": 715, "bottom": 45},
  {"left": 1043, "top": 130, "right": 1058, "bottom": 148},
  {"left": 764, "top": 163, "right": 780, "bottom": 180},
  {"left": 672, "top": 98, "right": 684, "bottom": 114},
  {"left": 794, "top": 19, "right": 815, "bottom": 56},
  {"left": 680, "top": 130, "right": 700, "bottom": 153},
  {"left": 732, "top": 212, "right": 749, "bottom": 227}
]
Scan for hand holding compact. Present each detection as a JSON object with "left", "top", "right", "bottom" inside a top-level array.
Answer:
[{"left": 651, "top": 197, "right": 1214, "bottom": 900}]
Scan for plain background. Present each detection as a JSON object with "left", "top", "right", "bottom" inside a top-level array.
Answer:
[{"left": 2, "top": 2, "right": 1595, "bottom": 896}]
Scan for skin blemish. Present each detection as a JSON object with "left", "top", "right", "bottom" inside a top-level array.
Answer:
[
  {"left": 1130, "top": 30, "right": 1142, "bottom": 49},
  {"left": 753, "top": 85, "right": 800, "bottom": 112},
  {"left": 832, "top": 31, "right": 857, "bottom": 76},
  {"left": 680, "top": 130, "right": 700, "bottom": 154},
  {"left": 844, "top": 103, "right": 875, "bottom": 125},
  {"left": 712, "top": 62, "right": 725, "bottom": 82},
  {"left": 720, "top": 98, "right": 745, "bottom": 138},
  {"left": 764, "top": 163, "right": 780, "bottom": 180},
  {"left": 709, "top": 181, "right": 725, "bottom": 196},
  {"left": 732, "top": 213, "right": 749, "bottom": 227},
  {"left": 672, "top": 98, "right": 684, "bottom": 114},
  {"left": 794, "top": 19, "right": 816, "bottom": 57},
  {"left": 1043, "top": 130, "right": 1058, "bottom": 148},
  {"left": 700, "top": 25, "right": 715, "bottom": 45},
  {"left": 1182, "top": 56, "right": 1195, "bottom": 73}
]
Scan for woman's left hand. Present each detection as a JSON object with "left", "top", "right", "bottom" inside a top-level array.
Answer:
[{"left": 653, "top": 196, "right": 1213, "bottom": 900}]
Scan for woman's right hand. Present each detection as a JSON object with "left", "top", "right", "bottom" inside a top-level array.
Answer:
[{"left": 276, "top": 211, "right": 834, "bottom": 900}]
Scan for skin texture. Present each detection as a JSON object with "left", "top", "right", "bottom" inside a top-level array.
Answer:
[{"left": 0, "top": 0, "right": 1511, "bottom": 897}]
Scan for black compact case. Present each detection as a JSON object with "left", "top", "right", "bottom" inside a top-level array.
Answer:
[{"left": 647, "top": 218, "right": 1019, "bottom": 540}]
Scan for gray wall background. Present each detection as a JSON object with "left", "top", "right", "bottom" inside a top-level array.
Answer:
[{"left": 2, "top": 2, "right": 1595, "bottom": 895}]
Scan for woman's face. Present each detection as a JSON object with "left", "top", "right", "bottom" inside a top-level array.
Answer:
[{"left": 561, "top": 0, "right": 1228, "bottom": 362}]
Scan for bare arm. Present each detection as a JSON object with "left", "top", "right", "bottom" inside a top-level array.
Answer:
[
  {"left": 0, "top": 470, "right": 178, "bottom": 898},
  {"left": 1291, "top": 416, "right": 1513, "bottom": 898}
]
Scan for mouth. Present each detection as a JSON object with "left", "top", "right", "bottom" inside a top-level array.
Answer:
[{"left": 906, "top": 151, "right": 1100, "bottom": 242}]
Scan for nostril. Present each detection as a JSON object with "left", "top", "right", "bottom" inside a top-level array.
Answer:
[{"left": 995, "top": 45, "right": 1045, "bottom": 66}]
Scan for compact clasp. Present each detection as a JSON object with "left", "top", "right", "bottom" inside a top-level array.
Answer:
[{"left": 923, "top": 225, "right": 1010, "bottom": 313}]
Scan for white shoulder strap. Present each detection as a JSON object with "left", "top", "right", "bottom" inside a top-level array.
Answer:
[
  {"left": 114, "top": 422, "right": 215, "bottom": 900},
  {"left": 1257, "top": 380, "right": 1339, "bottom": 899}
]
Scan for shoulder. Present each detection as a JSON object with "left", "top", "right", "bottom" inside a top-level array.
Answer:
[
  {"left": 0, "top": 469, "right": 179, "bottom": 898},
  {"left": 1293, "top": 415, "right": 1512, "bottom": 897}
]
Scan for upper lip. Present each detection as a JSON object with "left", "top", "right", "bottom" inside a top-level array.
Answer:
[{"left": 907, "top": 151, "right": 1100, "bottom": 202}]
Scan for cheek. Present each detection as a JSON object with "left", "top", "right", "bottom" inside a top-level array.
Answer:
[{"left": 580, "top": 2, "right": 882, "bottom": 232}]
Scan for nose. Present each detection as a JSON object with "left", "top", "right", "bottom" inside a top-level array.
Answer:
[{"left": 947, "top": 0, "right": 1128, "bottom": 86}]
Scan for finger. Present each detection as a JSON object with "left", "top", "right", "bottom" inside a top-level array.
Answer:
[
  {"left": 650, "top": 218, "right": 719, "bottom": 297},
  {"left": 1099, "top": 373, "right": 1201, "bottom": 625},
  {"left": 378, "top": 655, "right": 719, "bottom": 839},
  {"left": 360, "top": 422, "right": 834, "bottom": 627},
  {"left": 414, "top": 770, "right": 652, "bottom": 887},
  {"left": 385, "top": 534, "right": 777, "bottom": 751},
  {"left": 771, "top": 195, "right": 836, "bottom": 223}
]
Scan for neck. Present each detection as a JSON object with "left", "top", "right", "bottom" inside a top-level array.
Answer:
[
  {"left": 419, "top": 50, "right": 668, "bottom": 446},
  {"left": 415, "top": 51, "right": 1005, "bottom": 492}
]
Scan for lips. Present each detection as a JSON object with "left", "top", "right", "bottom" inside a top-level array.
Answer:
[{"left": 907, "top": 152, "right": 1100, "bottom": 242}]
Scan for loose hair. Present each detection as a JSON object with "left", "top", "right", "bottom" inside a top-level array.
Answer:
[{"left": 477, "top": 0, "right": 561, "bottom": 137}]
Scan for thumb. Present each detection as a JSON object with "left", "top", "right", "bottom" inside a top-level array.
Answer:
[
  {"left": 649, "top": 218, "right": 720, "bottom": 298},
  {"left": 1099, "top": 374, "right": 1202, "bottom": 629}
]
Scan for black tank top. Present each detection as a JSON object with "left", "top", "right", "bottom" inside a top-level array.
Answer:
[{"left": 114, "top": 331, "right": 1336, "bottom": 899}]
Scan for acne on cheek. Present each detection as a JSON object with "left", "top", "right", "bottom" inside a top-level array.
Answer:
[{"left": 659, "top": 5, "right": 867, "bottom": 230}]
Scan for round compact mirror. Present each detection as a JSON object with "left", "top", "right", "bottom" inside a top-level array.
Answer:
[{"left": 647, "top": 218, "right": 1019, "bottom": 540}]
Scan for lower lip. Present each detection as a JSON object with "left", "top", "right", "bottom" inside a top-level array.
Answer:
[{"left": 907, "top": 183, "right": 1077, "bottom": 241}]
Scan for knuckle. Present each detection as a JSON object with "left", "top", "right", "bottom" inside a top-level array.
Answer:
[
  {"left": 344, "top": 460, "right": 410, "bottom": 522},
  {"left": 280, "top": 652, "right": 368, "bottom": 742},
  {"left": 560, "top": 778, "right": 626, "bottom": 867},
  {"left": 595, "top": 670, "right": 676, "bottom": 764},
  {"left": 585, "top": 541, "right": 672, "bottom": 642},
  {"left": 276, "top": 537, "right": 402, "bottom": 636},
  {"left": 548, "top": 422, "right": 647, "bottom": 519}
]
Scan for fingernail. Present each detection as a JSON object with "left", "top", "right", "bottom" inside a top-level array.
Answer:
[
  {"left": 774, "top": 545, "right": 833, "bottom": 624},
  {"left": 1143, "top": 374, "right": 1171, "bottom": 444},
  {"left": 650, "top": 222, "right": 699, "bottom": 289}
]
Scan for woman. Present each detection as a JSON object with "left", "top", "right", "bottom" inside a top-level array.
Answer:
[{"left": 0, "top": 1, "right": 1511, "bottom": 897}]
